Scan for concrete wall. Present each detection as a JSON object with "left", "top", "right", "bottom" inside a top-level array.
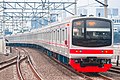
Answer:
[{"left": 0, "top": 37, "right": 5, "bottom": 54}]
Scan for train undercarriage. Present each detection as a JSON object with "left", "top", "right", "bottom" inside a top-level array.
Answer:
[
  {"left": 7, "top": 43, "right": 112, "bottom": 72},
  {"left": 70, "top": 58, "right": 112, "bottom": 72}
]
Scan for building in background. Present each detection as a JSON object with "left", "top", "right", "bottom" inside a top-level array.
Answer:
[
  {"left": 78, "top": 8, "right": 87, "bottom": 16},
  {"left": 96, "top": 8, "right": 119, "bottom": 18},
  {"left": 112, "top": 18, "right": 120, "bottom": 44}
]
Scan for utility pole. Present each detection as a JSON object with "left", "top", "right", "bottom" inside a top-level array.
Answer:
[
  {"left": 95, "top": 0, "right": 108, "bottom": 18},
  {"left": 74, "top": 0, "right": 77, "bottom": 15},
  {"left": 104, "top": 0, "right": 107, "bottom": 18},
  {"left": 75, "top": 0, "right": 77, "bottom": 15}
]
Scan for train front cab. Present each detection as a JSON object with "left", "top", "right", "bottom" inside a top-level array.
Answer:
[{"left": 69, "top": 17, "right": 113, "bottom": 72}]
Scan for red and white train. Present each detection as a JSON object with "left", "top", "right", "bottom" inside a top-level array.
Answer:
[{"left": 6, "top": 16, "right": 114, "bottom": 72}]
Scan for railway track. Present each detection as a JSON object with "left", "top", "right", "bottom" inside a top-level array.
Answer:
[
  {"left": 41, "top": 49, "right": 113, "bottom": 80},
  {"left": 16, "top": 48, "right": 44, "bottom": 80},
  {"left": 51, "top": 57, "right": 113, "bottom": 80},
  {"left": 83, "top": 73, "right": 113, "bottom": 80},
  {"left": 109, "top": 66, "right": 120, "bottom": 73},
  {"left": 98, "top": 73, "right": 113, "bottom": 80},
  {"left": 50, "top": 57, "right": 93, "bottom": 80},
  {"left": 16, "top": 53, "right": 25, "bottom": 80},
  {"left": 0, "top": 55, "right": 17, "bottom": 70},
  {"left": 15, "top": 47, "right": 114, "bottom": 80}
]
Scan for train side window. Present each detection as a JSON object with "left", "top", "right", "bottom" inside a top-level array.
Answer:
[
  {"left": 40, "top": 33, "right": 41, "bottom": 40},
  {"left": 49, "top": 32, "right": 50, "bottom": 41},
  {"left": 49, "top": 31, "right": 51, "bottom": 41},
  {"left": 48, "top": 32, "right": 49, "bottom": 41},
  {"left": 47, "top": 32, "right": 49, "bottom": 41},
  {"left": 65, "top": 28, "right": 67, "bottom": 40},
  {"left": 53, "top": 31, "right": 55, "bottom": 42},
  {"left": 41, "top": 33, "right": 43, "bottom": 40},
  {"left": 42, "top": 32, "right": 45, "bottom": 40},
  {"left": 42, "top": 32, "right": 43, "bottom": 40},
  {"left": 44, "top": 32, "right": 47, "bottom": 41},
  {"left": 59, "top": 29, "right": 62, "bottom": 43},
  {"left": 39, "top": 33, "right": 41, "bottom": 40},
  {"left": 43, "top": 32, "right": 44, "bottom": 40},
  {"left": 46, "top": 32, "right": 47, "bottom": 41},
  {"left": 56, "top": 30, "right": 57, "bottom": 42},
  {"left": 44, "top": 32, "right": 45, "bottom": 40},
  {"left": 48, "top": 31, "right": 51, "bottom": 42},
  {"left": 51, "top": 31, "right": 52, "bottom": 41},
  {"left": 51, "top": 31, "right": 53, "bottom": 42},
  {"left": 62, "top": 29, "right": 64, "bottom": 43},
  {"left": 41, "top": 33, "right": 42, "bottom": 40},
  {"left": 57, "top": 30, "right": 59, "bottom": 42},
  {"left": 37, "top": 33, "right": 38, "bottom": 40},
  {"left": 46, "top": 32, "right": 49, "bottom": 41}
]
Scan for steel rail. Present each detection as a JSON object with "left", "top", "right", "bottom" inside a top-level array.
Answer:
[
  {"left": 16, "top": 53, "right": 26, "bottom": 80},
  {"left": 0, "top": 56, "right": 17, "bottom": 65},
  {"left": 98, "top": 73, "right": 113, "bottom": 80},
  {"left": 18, "top": 48, "right": 44, "bottom": 80},
  {"left": 42, "top": 53, "right": 93, "bottom": 80},
  {"left": 27, "top": 55, "right": 44, "bottom": 80}
]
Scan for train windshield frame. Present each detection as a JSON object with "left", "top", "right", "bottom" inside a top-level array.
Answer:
[{"left": 72, "top": 18, "right": 112, "bottom": 47}]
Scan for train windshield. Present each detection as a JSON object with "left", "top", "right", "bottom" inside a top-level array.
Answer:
[{"left": 72, "top": 18, "right": 112, "bottom": 47}]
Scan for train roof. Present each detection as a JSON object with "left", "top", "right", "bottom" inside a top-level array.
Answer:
[{"left": 5, "top": 16, "right": 112, "bottom": 37}]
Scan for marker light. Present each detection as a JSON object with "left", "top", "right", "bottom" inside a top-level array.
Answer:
[
  {"left": 66, "top": 23, "right": 70, "bottom": 27},
  {"left": 80, "top": 50, "right": 82, "bottom": 53},
  {"left": 101, "top": 50, "right": 104, "bottom": 53},
  {"left": 105, "top": 50, "right": 108, "bottom": 53},
  {"left": 76, "top": 50, "right": 78, "bottom": 52}
]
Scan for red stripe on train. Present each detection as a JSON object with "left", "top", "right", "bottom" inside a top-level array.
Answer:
[{"left": 70, "top": 49, "right": 113, "bottom": 54}]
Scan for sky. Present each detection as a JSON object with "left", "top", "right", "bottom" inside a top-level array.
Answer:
[
  {"left": 77, "top": 0, "right": 120, "bottom": 8},
  {"left": 0, "top": 0, "right": 119, "bottom": 31},
  {"left": 0, "top": 0, "right": 120, "bottom": 17},
  {"left": 0, "top": 0, "right": 119, "bottom": 9}
]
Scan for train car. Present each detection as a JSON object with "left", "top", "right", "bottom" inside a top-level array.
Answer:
[{"left": 6, "top": 16, "right": 114, "bottom": 72}]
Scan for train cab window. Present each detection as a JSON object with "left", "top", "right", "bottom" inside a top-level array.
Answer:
[
  {"left": 72, "top": 18, "right": 112, "bottom": 47},
  {"left": 86, "top": 20, "right": 111, "bottom": 39},
  {"left": 72, "top": 20, "right": 84, "bottom": 39}
]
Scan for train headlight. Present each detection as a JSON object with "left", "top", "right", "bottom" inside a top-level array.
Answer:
[{"left": 75, "top": 59, "right": 79, "bottom": 63}]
